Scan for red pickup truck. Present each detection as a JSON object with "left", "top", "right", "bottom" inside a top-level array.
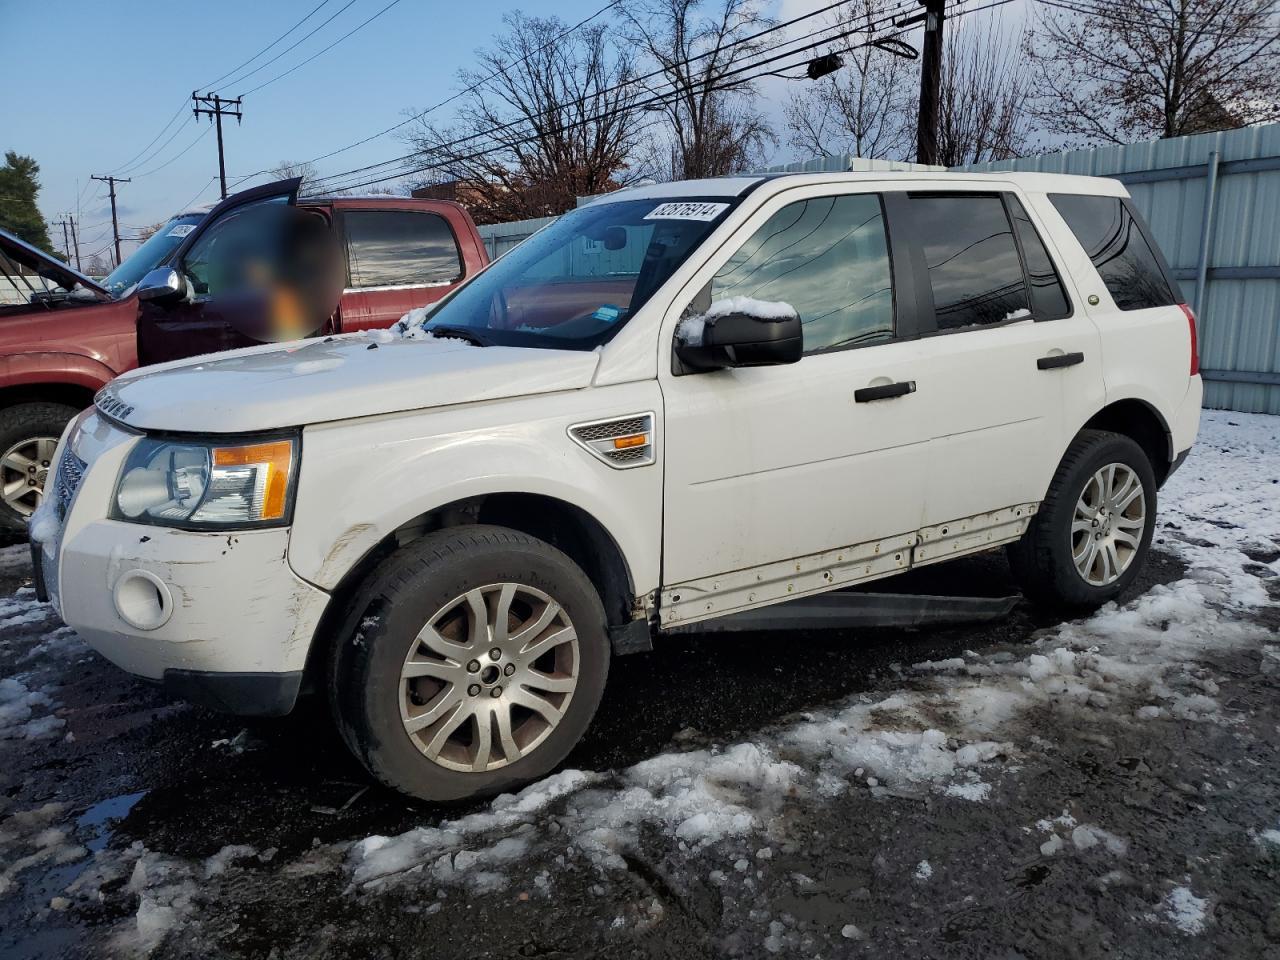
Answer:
[{"left": 0, "top": 178, "right": 489, "bottom": 531}]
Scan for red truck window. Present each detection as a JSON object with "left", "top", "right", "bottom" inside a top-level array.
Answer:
[{"left": 343, "top": 210, "right": 463, "bottom": 289}]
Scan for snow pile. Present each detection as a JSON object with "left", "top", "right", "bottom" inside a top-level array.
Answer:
[
  {"left": 388, "top": 304, "right": 450, "bottom": 340},
  {"left": 0, "top": 801, "right": 87, "bottom": 895},
  {"left": 27, "top": 500, "right": 59, "bottom": 545},
  {"left": 1157, "top": 884, "right": 1209, "bottom": 935}
]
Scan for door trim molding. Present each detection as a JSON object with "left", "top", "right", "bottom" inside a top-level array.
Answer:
[{"left": 658, "top": 501, "right": 1039, "bottom": 627}]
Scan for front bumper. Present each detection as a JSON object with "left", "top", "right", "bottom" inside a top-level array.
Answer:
[{"left": 36, "top": 412, "right": 330, "bottom": 716}]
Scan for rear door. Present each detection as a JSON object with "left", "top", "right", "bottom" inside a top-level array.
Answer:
[
  {"left": 338, "top": 208, "right": 466, "bottom": 331},
  {"left": 1044, "top": 192, "right": 1190, "bottom": 426},
  {"left": 883, "top": 188, "right": 1104, "bottom": 535}
]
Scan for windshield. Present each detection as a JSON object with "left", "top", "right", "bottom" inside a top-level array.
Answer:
[
  {"left": 425, "top": 197, "right": 737, "bottom": 349},
  {"left": 101, "top": 213, "right": 204, "bottom": 298}
]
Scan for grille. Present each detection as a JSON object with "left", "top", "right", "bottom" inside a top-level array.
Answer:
[
  {"left": 54, "top": 447, "right": 87, "bottom": 520},
  {"left": 571, "top": 416, "right": 649, "bottom": 442},
  {"left": 569, "top": 413, "right": 655, "bottom": 470}
]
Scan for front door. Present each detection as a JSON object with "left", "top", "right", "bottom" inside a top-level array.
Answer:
[
  {"left": 136, "top": 178, "right": 342, "bottom": 365},
  {"left": 659, "top": 185, "right": 934, "bottom": 624}
]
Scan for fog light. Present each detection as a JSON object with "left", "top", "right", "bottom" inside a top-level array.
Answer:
[{"left": 113, "top": 569, "right": 173, "bottom": 631}]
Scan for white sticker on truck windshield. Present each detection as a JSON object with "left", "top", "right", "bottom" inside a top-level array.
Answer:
[
  {"left": 644, "top": 202, "right": 730, "bottom": 221},
  {"left": 166, "top": 224, "right": 196, "bottom": 238}
]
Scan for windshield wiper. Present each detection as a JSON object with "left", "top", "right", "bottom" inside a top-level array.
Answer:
[{"left": 427, "top": 324, "right": 491, "bottom": 347}]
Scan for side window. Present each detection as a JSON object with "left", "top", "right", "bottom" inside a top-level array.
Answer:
[
  {"left": 1006, "top": 196, "right": 1071, "bottom": 320},
  {"left": 181, "top": 197, "right": 287, "bottom": 295},
  {"left": 1048, "top": 194, "right": 1175, "bottom": 311},
  {"left": 906, "top": 193, "right": 1029, "bottom": 330},
  {"left": 344, "top": 210, "right": 462, "bottom": 289},
  {"left": 708, "top": 193, "right": 893, "bottom": 354}
]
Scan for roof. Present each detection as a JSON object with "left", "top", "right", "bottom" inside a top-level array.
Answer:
[{"left": 599, "top": 169, "right": 1129, "bottom": 203}]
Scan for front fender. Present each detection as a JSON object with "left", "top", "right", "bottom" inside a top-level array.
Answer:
[
  {"left": 287, "top": 382, "right": 663, "bottom": 597},
  {"left": 0, "top": 352, "right": 120, "bottom": 394}
]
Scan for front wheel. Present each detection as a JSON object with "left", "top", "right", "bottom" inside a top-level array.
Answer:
[
  {"left": 1007, "top": 429, "right": 1157, "bottom": 612},
  {"left": 0, "top": 402, "right": 79, "bottom": 534},
  {"left": 328, "top": 525, "right": 610, "bottom": 802}
]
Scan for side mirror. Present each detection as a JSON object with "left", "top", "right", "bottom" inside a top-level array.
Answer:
[
  {"left": 675, "top": 299, "right": 803, "bottom": 372},
  {"left": 136, "top": 267, "right": 188, "bottom": 304}
]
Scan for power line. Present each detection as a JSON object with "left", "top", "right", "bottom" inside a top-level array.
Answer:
[
  {"left": 220, "top": 0, "right": 363, "bottom": 91},
  {"left": 308, "top": 0, "right": 944, "bottom": 195},
  {"left": 305, "top": 0, "right": 923, "bottom": 194},
  {"left": 202, "top": 0, "right": 337, "bottom": 90},
  {"left": 133, "top": 126, "right": 213, "bottom": 179},
  {"left": 192, "top": 94, "right": 244, "bottom": 199},
  {"left": 89, "top": 175, "right": 130, "bottom": 266},
  {"left": 237, "top": 0, "right": 405, "bottom": 96},
  {"left": 115, "top": 116, "right": 196, "bottom": 176}
]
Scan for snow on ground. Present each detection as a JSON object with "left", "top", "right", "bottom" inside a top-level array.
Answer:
[
  {"left": 2, "top": 410, "right": 1276, "bottom": 955},
  {"left": 342, "top": 411, "right": 1279, "bottom": 931}
]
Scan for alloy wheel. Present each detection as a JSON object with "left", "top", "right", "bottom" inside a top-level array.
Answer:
[
  {"left": 1, "top": 436, "right": 57, "bottom": 518},
  {"left": 399, "top": 582, "right": 580, "bottom": 773},
  {"left": 1071, "top": 462, "right": 1146, "bottom": 587}
]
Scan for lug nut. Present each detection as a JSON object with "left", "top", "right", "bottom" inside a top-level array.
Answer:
[
  {"left": 468, "top": 684, "right": 481, "bottom": 697},
  {"left": 503, "top": 664, "right": 515, "bottom": 676},
  {"left": 490, "top": 686, "right": 502, "bottom": 698},
  {"left": 466, "top": 659, "right": 481, "bottom": 673},
  {"left": 488, "top": 648, "right": 502, "bottom": 661}
]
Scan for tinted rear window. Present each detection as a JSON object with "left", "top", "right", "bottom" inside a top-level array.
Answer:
[
  {"left": 907, "top": 193, "right": 1030, "bottom": 330},
  {"left": 1049, "top": 194, "right": 1174, "bottom": 311},
  {"left": 344, "top": 210, "right": 462, "bottom": 288},
  {"left": 1007, "top": 196, "right": 1071, "bottom": 320}
]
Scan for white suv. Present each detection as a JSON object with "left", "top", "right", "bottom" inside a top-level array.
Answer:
[{"left": 33, "top": 172, "right": 1202, "bottom": 801}]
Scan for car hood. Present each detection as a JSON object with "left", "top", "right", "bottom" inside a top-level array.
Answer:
[
  {"left": 0, "top": 227, "right": 110, "bottom": 299},
  {"left": 96, "top": 333, "right": 601, "bottom": 433}
]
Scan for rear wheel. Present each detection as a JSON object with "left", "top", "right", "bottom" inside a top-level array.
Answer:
[
  {"left": 1007, "top": 429, "right": 1157, "bottom": 612},
  {"left": 328, "top": 525, "right": 610, "bottom": 802},
  {"left": 0, "top": 402, "right": 78, "bottom": 533}
]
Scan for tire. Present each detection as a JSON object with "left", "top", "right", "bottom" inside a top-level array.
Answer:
[
  {"left": 0, "top": 402, "right": 79, "bottom": 534},
  {"left": 1007, "top": 429, "right": 1157, "bottom": 612},
  {"left": 328, "top": 524, "right": 611, "bottom": 802}
]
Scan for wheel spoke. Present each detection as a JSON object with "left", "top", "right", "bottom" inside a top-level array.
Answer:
[
  {"left": 510, "top": 600, "right": 561, "bottom": 652},
  {"left": 524, "top": 670, "right": 576, "bottom": 694},
  {"left": 492, "top": 583, "right": 516, "bottom": 645},
  {"left": 495, "top": 706, "right": 520, "bottom": 762},
  {"left": 402, "top": 658, "right": 462, "bottom": 682},
  {"left": 1071, "top": 518, "right": 1093, "bottom": 535},
  {"left": 404, "top": 691, "right": 465, "bottom": 735},
  {"left": 520, "top": 624, "right": 576, "bottom": 662},
  {"left": 1113, "top": 529, "right": 1141, "bottom": 549},
  {"left": 509, "top": 686, "right": 562, "bottom": 724},
  {"left": 464, "top": 588, "right": 490, "bottom": 648},
  {"left": 471, "top": 708, "right": 493, "bottom": 771},
  {"left": 424, "top": 704, "right": 471, "bottom": 757},
  {"left": 2, "top": 451, "right": 34, "bottom": 473},
  {"left": 417, "top": 623, "right": 470, "bottom": 660}
]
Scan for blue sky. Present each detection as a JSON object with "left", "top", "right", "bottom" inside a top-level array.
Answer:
[{"left": 0, "top": 0, "right": 640, "bottom": 262}]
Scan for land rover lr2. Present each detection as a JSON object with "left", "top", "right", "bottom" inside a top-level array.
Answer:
[{"left": 34, "top": 172, "right": 1201, "bottom": 802}]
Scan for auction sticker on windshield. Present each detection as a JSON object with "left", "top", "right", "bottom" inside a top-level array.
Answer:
[
  {"left": 166, "top": 224, "right": 196, "bottom": 238},
  {"left": 645, "top": 202, "right": 730, "bottom": 221}
]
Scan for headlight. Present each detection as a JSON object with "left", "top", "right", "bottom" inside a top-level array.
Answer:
[{"left": 112, "top": 436, "right": 297, "bottom": 528}]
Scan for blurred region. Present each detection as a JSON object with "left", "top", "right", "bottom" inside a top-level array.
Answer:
[{"left": 185, "top": 200, "right": 343, "bottom": 343}]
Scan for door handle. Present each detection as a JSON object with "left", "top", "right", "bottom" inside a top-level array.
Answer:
[
  {"left": 855, "top": 380, "right": 916, "bottom": 403},
  {"left": 1037, "top": 351, "right": 1084, "bottom": 370}
]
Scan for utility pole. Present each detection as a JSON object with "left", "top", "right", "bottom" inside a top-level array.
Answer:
[
  {"left": 68, "top": 215, "right": 81, "bottom": 272},
  {"left": 54, "top": 217, "right": 72, "bottom": 264},
  {"left": 90, "top": 175, "right": 131, "bottom": 267},
  {"left": 915, "top": 0, "right": 946, "bottom": 166},
  {"left": 191, "top": 92, "right": 243, "bottom": 200}
]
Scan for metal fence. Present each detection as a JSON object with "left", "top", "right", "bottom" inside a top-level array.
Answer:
[{"left": 475, "top": 125, "right": 1280, "bottom": 413}]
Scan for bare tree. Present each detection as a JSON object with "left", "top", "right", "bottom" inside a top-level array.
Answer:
[
  {"left": 622, "top": 0, "right": 776, "bottom": 180},
  {"left": 782, "top": 0, "right": 914, "bottom": 160},
  {"left": 1028, "top": 0, "right": 1280, "bottom": 143},
  {"left": 269, "top": 160, "right": 320, "bottom": 183},
  {"left": 404, "top": 13, "right": 643, "bottom": 223},
  {"left": 934, "top": 14, "right": 1036, "bottom": 166}
]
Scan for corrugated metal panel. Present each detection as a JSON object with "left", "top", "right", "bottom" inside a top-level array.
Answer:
[
  {"left": 475, "top": 215, "right": 559, "bottom": 260},
  {"left": 959, "top": 123, "right": 1280, "bottom": 414}
]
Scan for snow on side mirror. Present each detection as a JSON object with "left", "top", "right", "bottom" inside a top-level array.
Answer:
[{"left": 674, "top": 297, "right": 803, "bottom": 372}]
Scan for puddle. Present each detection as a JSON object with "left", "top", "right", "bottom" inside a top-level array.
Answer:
[{"left": 77, "top": 790, "right": 147, "bottom": 852}]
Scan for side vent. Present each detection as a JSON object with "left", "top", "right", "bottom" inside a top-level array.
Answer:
[{"left": 569, "top": 413, "right": 656, "bottom": 469}]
